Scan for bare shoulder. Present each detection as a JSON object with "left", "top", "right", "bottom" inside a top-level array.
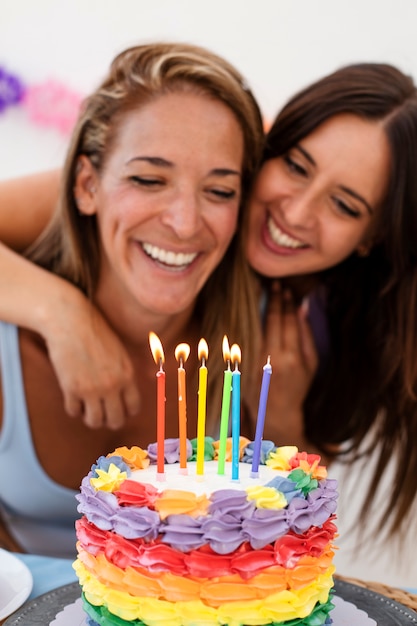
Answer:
[
  {"left": 0, "top": 368, "right": 2, "bottom": 430},
  {"left": 17, "top": 329, "right": 148, "bottom": 489}
]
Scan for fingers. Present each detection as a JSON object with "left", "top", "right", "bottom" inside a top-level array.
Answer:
[
  {"left": 82, "top": 397, "right": 106, "bottom": 429},
  {"left": 265, "top": 285, "right": 318, "bottom": 374},
  {"left": 264, "top": 283, "right": 304, "bottom": 359},
  {"left": 82, "top": 393, "right": 129, "bottom": 430},
  {"left": 297, "top": 298, "right": 319, "bottom": 374},
  {"left": 64, "top": 394, "right": 84, "bottom": 419},
  {"left": 100, "top": 394, "right": 128, "bottom": 431},
  {"left": 63, "top": 381, "right": 141, "bottom": 430},
  {"left": 123, "top": 382, "right": 141, "bottom": 418},
  {"left": 96, "top": 382, "right": 141, "bottom": 431},
  {"left": 281, "top": 289, "right": 300, "bottom": 352},
  {"left": 264, "top": 280, "right": 283, "bottom": 352}
]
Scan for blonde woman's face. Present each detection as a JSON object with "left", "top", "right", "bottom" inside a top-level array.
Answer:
[
  {"left": 82, "top": 91, "right": 244, "bottom": 320},
  {"left": 246, "top": 114, "right": 390, "bottom": 277}
]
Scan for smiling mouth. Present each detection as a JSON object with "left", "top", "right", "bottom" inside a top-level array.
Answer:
[
  {"left": 142, "top": 242, "right": 198, "bottom": 270},
  {"left": 267, "top": 216, "right": 308, "bottom": 249}
]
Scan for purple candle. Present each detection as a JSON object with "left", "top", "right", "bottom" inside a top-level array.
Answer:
[{"left": 250, "top": 356, "right": 272, "bottom": 477}]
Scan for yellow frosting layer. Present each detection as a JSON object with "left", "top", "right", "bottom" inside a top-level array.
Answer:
[{"left": 74, "top": 558, "right": 334, "bottom": 626}]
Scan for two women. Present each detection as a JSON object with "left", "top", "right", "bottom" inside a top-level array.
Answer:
[{"left": 2, "top": 51, "right": 417, "bottom": 585}]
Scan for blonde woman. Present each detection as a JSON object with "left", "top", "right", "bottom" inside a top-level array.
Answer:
[{"left": 0, "top": 42, "right": 264, "bottom": 556}]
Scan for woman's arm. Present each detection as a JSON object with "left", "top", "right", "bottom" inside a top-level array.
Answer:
[
  {"left": 0, "top": 171, "right": 140, "bottom": 428},
  {"left": 0, "top": 169, "right": 60, "bottom": 249}
]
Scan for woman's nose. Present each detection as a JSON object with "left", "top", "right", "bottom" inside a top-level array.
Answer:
[
  {"left": 281, "top": 188, "right": 318, "bottom": 229},
  {"left": 160, "top": 190, "right": 202, "bottom": 239}
]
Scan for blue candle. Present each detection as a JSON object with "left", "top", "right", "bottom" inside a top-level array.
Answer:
[
  {"left": 231, "top": 344, "right": 241, "bottom": 481},
  {"left": 251, "top": 356, "right": 272, "bottom": 478}
]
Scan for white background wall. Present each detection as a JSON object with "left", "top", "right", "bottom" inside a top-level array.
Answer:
[{"left": 1, "top": 0, "right": 417, "bottom": 179}]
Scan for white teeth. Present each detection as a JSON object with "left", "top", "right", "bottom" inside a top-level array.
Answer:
[
  {"left": 267, "top": 217, "right": 306, "bottom": 249},
  {"left": 142, "top": 243, "right": 198, "bottom": 267}
]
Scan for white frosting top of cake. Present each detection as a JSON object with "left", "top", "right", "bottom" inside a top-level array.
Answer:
[{"left": 130, "top": 460, "right": 284, "bottom": 495}]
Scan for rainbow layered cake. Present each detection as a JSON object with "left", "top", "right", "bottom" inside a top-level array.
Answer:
[{"left": 73, "top": 438, "right": 338, "bottom": 626}]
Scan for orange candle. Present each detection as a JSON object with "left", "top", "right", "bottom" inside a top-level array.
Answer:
[
  {"left": 175, "top": 343, "right": 190, "bottom": 473},
  {"left": 149, "top": 332, "right": 166, "bottom": 480},
  {"left": 197, "top": 338, "right": 208, "bottom": 476}
]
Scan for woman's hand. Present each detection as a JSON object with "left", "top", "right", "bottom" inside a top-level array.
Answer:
[
  {"left": 43, "top": 289, "right": 141, "bottom": 429},
  {"left": 0, "top": 240, "right": 140, "bottom": 430},
  {"left": 254, "top": 282, "right": 318, "bottom": 448}
]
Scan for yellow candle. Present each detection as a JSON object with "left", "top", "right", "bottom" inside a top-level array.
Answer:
[
  {"left": 197, "top": 338, "right": 208, "bottom": 476},
  {"left": 175, "top": 343, "right": 190, "bottom": 473}
]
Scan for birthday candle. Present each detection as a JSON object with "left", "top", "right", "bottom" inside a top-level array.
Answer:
[
  {"left": 149, "top": 332, "right": 166, "bottom": 480},
  {"left": 218, "top": 336, "right": 232, "bottom": 475},
  {"left": 231, "top": 343, "right": 241, "bottom": 481},
  {"left": 196, "top": 339, "right": 208, "bottom": 476},
  {"left": 175, "top": 343, "right": 190, "bottom": 474},
  {"left": 250, "top": 356, "right": 272, "bottom": 478}
]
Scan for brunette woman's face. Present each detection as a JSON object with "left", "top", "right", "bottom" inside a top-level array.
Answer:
[
  {"left": 77, "top": 91, "right": 244, "bottom": 319},
  {"left": 246, "top": 113, "right": 390, "bottom": 277}
]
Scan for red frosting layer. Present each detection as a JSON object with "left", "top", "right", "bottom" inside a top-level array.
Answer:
[{"left": 76, "top": 516, "right": 337, "bottom": 579}]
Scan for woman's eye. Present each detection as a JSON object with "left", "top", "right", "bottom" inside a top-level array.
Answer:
[
  {"left": 333, "top": 197, "right": 361, "bottom": 218},
  {"left": 130, "top": 176, "right": 163, "bottom": 187},
  {"left": 209, "top": 188, "right": 237, "bottom": 200},
  {"left": 283, "top": 155, "right": 307, "bottom": 177}
]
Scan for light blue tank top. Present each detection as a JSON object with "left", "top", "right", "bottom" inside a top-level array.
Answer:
[{"left": 0, "top": 322, "right": 79, "bottom": 556}]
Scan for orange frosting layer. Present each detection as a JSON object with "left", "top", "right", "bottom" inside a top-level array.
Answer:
[
  {"left": 154, "top": 490, "right": 211, "bottom": 519},
  {"left": 76, "top": 544, "right": 335, "bottom": 606}
]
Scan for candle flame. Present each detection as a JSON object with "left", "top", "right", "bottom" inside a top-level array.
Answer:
[
  {"left": 230, "top": 343, "right": 241, "bottom": 367},
  {"left": 222, "top": 335, "right": 230, "bottom": 362},
  {"left": 198, "top": 338, "right": 208, "bottom": 361},
  {"left": 149, "top": 332, "right": 165, "bottom": 365},
  {"left": 175, "top": 343, "right": 190, "bottom": 363}
]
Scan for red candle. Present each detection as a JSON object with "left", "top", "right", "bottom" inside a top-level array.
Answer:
[
  {"left": 149, "top": 332, "right": 166, "bottom": 480},
  {"left": 175, "top": 343, "right": 190, "bottom": 473}
]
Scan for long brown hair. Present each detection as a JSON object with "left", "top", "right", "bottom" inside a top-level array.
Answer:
[
  {"left": 265, "top": 63, "right": 417, "bottom": 537},
  {"left": 25, "top": 42, "right": 264, "bottom": 433}
]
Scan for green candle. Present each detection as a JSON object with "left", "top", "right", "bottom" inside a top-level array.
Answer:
[{"left": 218, "top": 336, "right": 232, "bottom": 475}]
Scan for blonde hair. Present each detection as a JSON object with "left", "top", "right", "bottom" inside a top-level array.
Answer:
[{"left": 26, "top": 42, "right": 264, "bottom": 433}]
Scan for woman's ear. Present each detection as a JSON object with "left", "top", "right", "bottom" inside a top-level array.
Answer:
[
  {"left": 356, "top": 221, "right": 378, "bottom": 257},
  {"left": 356, "top": 243, "right": 370, "bottom": 257},
  {"left": 73, "top": 155, "right": 99, "bottom": 216}
]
